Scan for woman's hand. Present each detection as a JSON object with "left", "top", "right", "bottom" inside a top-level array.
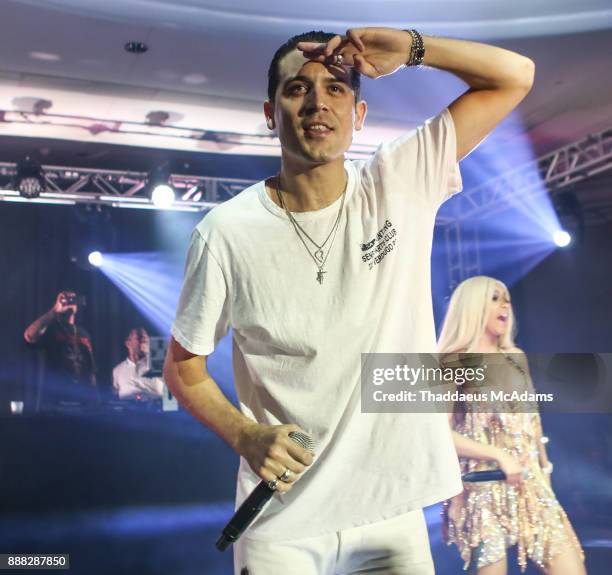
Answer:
[
  {"left": 297, "top": 27, "right": 413, "bottom": 79},
  {"left": 496, "top": 451, "right": 525, "bottom": 486}
]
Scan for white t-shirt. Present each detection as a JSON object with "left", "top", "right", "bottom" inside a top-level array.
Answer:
[
  {"left": 172, "top": 108, "right": 463, "bottom": 541},
  {"left": 112, "top": 357, "right": 164, "bottom": 400}
]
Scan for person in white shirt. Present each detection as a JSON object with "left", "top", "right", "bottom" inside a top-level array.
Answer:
[
  {"left": 113, "top": 328, "right": 163, "bottom": 401},
  {"left": 164, "top": 27, "right": 535, "bottom": 575}
]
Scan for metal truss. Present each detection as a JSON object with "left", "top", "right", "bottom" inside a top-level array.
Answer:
[
  {"left": 444, "top": 222, "right": 482, "bottom": 292},
  {"left": 445, "top": 126, "right": 612, "bottom": 223},
  {"left": 442, "top": 125, "right": 612, "bottom": 284},
  {"left": 0, "top": 163, "right": 256, "bottom": 211},
  {"left": 0, "top": 109, "right": 377, "bottom": 160},
  {"left": 1, "top": 126, "right": 609, "bottom": 286}
]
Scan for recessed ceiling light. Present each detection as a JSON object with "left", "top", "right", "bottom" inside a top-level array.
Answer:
[
  {"left": 124, "top": 41, "right": 148, "bottom": 54},
  {"left": 183, "top": 73, "right": 208, "bottom": 85},
  {"left": 30, "top": 51, "right": 61, "bottom": 62}
]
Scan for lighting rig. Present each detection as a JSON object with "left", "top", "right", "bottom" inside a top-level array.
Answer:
[
  {"left": 442, "top": 125, "right": 612, "bottom": 286},
  {"left": 0, "top": 163, "right": 256, "bottom": 212}
]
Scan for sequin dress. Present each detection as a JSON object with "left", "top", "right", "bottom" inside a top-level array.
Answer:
[{"left": 442, "top": 353, "right": 585, "bottom": 572}]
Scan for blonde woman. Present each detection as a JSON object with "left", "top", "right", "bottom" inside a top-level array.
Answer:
[{"left": 438, "top": 276, "right": 585, "bottom": 575}]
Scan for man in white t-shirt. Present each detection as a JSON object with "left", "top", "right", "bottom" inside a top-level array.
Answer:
[
  {"left": 113, "top": 328, "right": 163, "bottom": 401},
  {"left": 164, "top": 27, "right": 534, "bottom": 574}
]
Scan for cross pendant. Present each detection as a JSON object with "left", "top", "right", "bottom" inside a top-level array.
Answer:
[{"left": 316, "top": 270, "right": 326, "bottom": 284}]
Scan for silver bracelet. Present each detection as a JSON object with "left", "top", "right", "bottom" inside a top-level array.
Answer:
[{"left": 404, "top": 29, "right": 425, "bottom": 67}]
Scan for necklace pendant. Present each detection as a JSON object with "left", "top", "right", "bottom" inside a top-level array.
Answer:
[
  {"left": 316, "top": 270, "right": 326, "bottom": 284},
  {"left": 314, "top": 249, "right": 324, "bottom": 263}
]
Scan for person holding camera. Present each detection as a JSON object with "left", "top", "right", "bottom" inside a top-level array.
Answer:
[{"left": 24, "top": 290, "right": 97, "bottom": 405}]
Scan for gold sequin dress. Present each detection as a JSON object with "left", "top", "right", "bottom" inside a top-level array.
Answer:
[{"left": 442, "top": 354, "right": 585, "bottom": 571}]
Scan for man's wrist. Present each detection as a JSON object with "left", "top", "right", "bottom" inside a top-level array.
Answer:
[
  {"left": 402, "top": 30, "right": 413, "bottom": 65},
  {"left": 232, "top": 419, "right": 259, "bottom": 456},
  {"left": 403, "top": 29, "right": 425, "bottom": 66}
]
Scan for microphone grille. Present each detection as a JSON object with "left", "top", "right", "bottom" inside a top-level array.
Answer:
[{"left": 288, "top": 431, "right": 315, "bottom": 453}]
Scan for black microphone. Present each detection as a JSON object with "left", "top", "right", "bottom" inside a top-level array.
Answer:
[
  {"left": 215, "top": 430, "right": 315, "bottom": 551},
  {"left": 462, "top": 468, "right": 528, "bottom": 482}
]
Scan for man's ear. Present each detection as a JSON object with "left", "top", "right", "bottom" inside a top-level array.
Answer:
[
  {"left": 354, "top": 100, "right": 367, "bottom": 131},
  {"left": 263, "top": 100, "right": 275, "bottom": 130}
]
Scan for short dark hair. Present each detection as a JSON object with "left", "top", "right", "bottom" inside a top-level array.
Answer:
[
  {"left": 267, "top": 30, "right": 361, "bottom": 103},
  {"left": 126, "top": 327, "right": 148, "bottom": 341}
]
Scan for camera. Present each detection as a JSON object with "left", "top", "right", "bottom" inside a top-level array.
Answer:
[{"left": 63, "top": 294, "right": 86, "bottom": 306}]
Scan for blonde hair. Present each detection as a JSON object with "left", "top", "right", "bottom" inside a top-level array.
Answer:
[{"left": 437, "top": 276, "right": 517, "bottom": 353}]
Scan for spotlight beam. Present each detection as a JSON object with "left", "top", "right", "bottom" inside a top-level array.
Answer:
[{"left": 97, "top": 252, "right": 182, "bottom": 335}]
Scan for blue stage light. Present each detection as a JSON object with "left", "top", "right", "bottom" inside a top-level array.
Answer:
[
  {"left": 88, "top": 251, "right": 104, "bottom": 267},
  {"left": 434, "top": 111, "right": 571, "bottom": 288},
  {"left": 96, "top": 252, "right": 181, "bottom": 334},
  {"left": 96, "top": 251, "right": 234, "bottom": 394},
  {"left": 553, "top": 230, "right": 572, "bottom": 247}
]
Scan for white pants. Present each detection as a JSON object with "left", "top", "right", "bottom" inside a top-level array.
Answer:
[{"left": 233, "top": 509, "right": 435, "bottom": 575}]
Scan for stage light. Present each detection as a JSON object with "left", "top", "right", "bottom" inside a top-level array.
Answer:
[
  {"left": 151, "top": 184, "right": 175, "bottom": 208},
  {"left": 553, "top": 191, "right": 584, "bottom": 245},
  {"left": 95, "top": 252, "right": 182, "bottom": 334},
  {"left": 88, "top": 251, "right": 103, "bottom": 267},
  {"left": 553, "top": 230, "right": 572, "bottom": 247},
  {"left": 97, "top": 251, "right": 234, "bottom": 395},
  {"left": 15, "top": 158, "right": 45, "bottom": 199},
  {"left": 147, "top": 163, "right": 175, "bottom": 209}
]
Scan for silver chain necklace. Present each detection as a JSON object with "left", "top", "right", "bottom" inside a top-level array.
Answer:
[{"left": 275, "top": 174, "right": 347, "bottom": 284}]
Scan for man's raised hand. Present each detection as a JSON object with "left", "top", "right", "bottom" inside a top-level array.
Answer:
[{"left": 297, "top": 27, "right": 413, "bottom": 79}]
